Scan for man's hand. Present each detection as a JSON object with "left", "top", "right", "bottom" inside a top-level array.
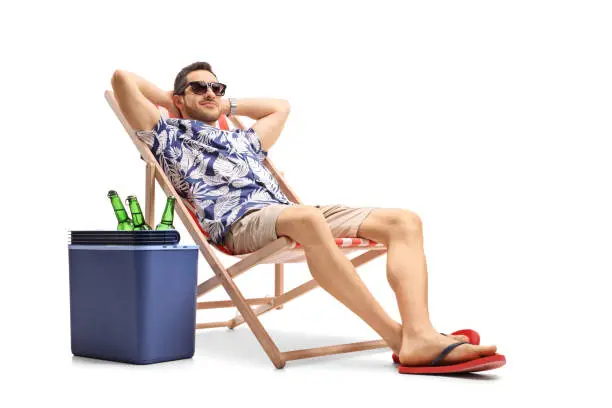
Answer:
[{"left": 219, "top": 98, "right": 231, "bottom": 117}]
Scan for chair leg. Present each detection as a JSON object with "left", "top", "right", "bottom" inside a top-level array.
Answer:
[
  {"left": 275, "top": 264, "right": 284, "bottom": 309},
  {"left": 188, "top": 229, "right": 285, "bottom": 368},
  {"left": 220, "top": 271, "right": 286, "bottom": 368},
  {"left": 145, "top": 163, "right": 156, "bottom": 226}
]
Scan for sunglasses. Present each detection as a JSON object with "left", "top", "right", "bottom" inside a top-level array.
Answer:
[{"left": 178, "top": 81, "right": 227, "bottom": 96}]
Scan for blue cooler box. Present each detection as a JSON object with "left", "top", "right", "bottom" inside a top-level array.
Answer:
[{"left": 68, "top": 239, "right": 199, "bottom": 365}]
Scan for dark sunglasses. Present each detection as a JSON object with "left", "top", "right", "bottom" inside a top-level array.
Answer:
[{"left": 178, "top": 81, "right": 227, "bottom": 96}]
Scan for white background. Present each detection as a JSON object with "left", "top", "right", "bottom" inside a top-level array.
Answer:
[{"left": 2, "top": 0, "right": 611, "bottom": 406}]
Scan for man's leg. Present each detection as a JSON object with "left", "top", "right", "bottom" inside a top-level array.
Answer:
[
  {"left": 275, "top": 205, "right": 403, "bottom": 354},
  {"left": 356, "top": 208, "right": 497, "bottom": 366},
  {"left": 275, "top": 205, "right": 476, "bottom": 357}
]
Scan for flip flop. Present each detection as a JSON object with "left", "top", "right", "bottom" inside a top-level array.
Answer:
[
  {"left": 392, "top": 329, "right": 480, "bottom": 364},
  {"left": 398, "top": 341, "right": 506, "bottom": 374}
]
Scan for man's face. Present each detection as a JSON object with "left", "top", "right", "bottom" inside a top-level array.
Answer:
[{"left": 175, "top": 70, "right": 222, "bottom": 124}]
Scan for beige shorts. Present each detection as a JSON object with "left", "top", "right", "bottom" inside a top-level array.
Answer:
[{"left": 223, "top": 203, "right": 378, "bottom": 255}]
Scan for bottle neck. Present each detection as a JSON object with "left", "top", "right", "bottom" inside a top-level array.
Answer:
[
  {"left": 110, "top": 196, "right": 129, "bottom": 222},
  {"left": 128, "top": 200, "right": 146, "bottom": 227},
  {"left": 161, "top": 199, "right": 176, "bottom": 223}
]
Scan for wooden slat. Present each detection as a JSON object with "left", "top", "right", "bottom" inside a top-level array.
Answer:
[
  {"left": 274, "top": 171, "right": 287, "bottom": 302},
  {"left": 282, "top": 340, "right": 388, "bottom": 362},
  {"left": 145, "top": 163, "right": 155, "bottom": 226},
  {"left": 228, "top": 302, "right": 277, "bottom": 329},
  {"left": 275, "top": 263, "right": 284, "bottom": 310},
  {"left": 228, "top": 115, "right": 246, "bottom": 130},
  {"left": 197, "top": 297, "right": 274, "bottom": 309},
  {"left": 196, "top": 321, "right": 230, "bottom": 329}
]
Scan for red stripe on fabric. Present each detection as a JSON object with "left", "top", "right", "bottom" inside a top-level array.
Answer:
[{"left": 218, "top": 115, "right": 229, "bottom": 130}]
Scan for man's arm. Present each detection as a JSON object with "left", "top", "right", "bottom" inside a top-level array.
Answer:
[
  {"left": 221, "top": 98, "right": 290, "bottom": 152},
  {"left": 111, "top": 70, "right": 179, "bottom": 131}
]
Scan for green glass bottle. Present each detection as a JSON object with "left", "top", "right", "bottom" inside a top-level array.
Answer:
[
  {"left": 156, "top": 196, "right": 176, "bottom": 230},
  {"left": 125, "top": 195, "right": 152, "bottom": 231},
  {"left": 108, "top": 190, "right": 134, "bottom": 231}
]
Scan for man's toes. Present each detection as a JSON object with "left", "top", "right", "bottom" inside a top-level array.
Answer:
[
  {"left": 444, "top": 344, "right": 497, "bottom": 364},
  {"left": 474, "top": 344, "right": 497, "bottom": 356}
]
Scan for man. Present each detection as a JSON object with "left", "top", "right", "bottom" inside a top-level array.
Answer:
[{"left": 111, "top": 62, "right": 504, "bottom": 374}]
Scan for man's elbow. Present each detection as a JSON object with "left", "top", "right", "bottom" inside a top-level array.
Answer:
[
  {"left": 111, "top": 69, "right": 129, "bottom": 89},
  {"left": 278, "top": 100, "right": 291, "bottom": 114}
]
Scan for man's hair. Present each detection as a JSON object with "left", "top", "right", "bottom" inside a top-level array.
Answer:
[{"left": 173, "top": 61, "right": 217, "bottom": 95}]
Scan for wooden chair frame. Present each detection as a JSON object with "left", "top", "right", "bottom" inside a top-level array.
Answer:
[{"left": 105, "top": 90, "right": 389, "bottom": 368}]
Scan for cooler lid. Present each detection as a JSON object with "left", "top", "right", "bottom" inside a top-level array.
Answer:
[{"left": 69, "top": 230, "right": 181, "bottom": 245}]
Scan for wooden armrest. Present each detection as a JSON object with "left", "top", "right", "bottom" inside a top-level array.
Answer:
[{"left": 228, "top": 115, "right": 246, "bottom": 130}]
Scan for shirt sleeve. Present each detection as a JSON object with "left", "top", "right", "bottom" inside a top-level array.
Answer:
[
  {"left": 135, "top": 111, "right": 178, "bottom": 158},
  {"left": 245, "top": 127, "right": 268, "bottom": 163}
]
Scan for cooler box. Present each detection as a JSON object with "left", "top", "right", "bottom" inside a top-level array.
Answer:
[{"left": 68, "top": 230, "right": 199, "bottom": 364}]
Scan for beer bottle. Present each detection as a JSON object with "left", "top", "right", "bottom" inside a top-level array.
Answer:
[
  {"left": 156, "top": 196, "right": 176, "bottom": 230},
  {"left": 125, "top": 195, "right": 152, "bottom": 230},
  {"left": 108, "top": 190, "right": 134, "bottom": 231}
]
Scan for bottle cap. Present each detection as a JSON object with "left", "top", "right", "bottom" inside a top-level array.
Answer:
[{"left": 107, "top": 190, "right": 118, "bottom": 198}]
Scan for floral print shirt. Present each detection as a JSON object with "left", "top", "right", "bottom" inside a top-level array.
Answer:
[{"left": 135, "top": 112, "right": 296, "bottom": 245}]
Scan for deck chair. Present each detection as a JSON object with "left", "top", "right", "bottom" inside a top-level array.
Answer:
[{"left": 105, "top": 90, "right": 389, "bottom": 368}]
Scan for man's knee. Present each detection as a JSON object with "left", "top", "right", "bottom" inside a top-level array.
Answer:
[
  {"left": 276, "top": 205, "right": 331, "bottom": 243},
  {"left": 387, "top": 209, "right": 423, "bottom": 240}
]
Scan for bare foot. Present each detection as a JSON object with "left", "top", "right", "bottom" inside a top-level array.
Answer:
[
  {"left": 398, "top": 331, "right": 497, "bottom": 366},
  {"left": 391, "top": 333, "right": 471, "bottom": 356},
  {"left": 447, "top": 334, "right": 470, "bottom": 343}
]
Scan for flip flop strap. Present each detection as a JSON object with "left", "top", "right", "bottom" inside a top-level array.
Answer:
[{"left": 430, "top": 341, "right": 469, "bottom": 366}]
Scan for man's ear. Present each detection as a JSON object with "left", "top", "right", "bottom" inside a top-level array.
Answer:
[{"left": 172, "top": 94, "right": 184, "bottom": 118}]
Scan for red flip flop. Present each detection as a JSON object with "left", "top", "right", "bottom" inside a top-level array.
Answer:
[
  {"left": 398, "top": 341, "right": 506, "bottom": 374},
  {"left": 392, "top": 329, "right": 480, "bottom": 364}
]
